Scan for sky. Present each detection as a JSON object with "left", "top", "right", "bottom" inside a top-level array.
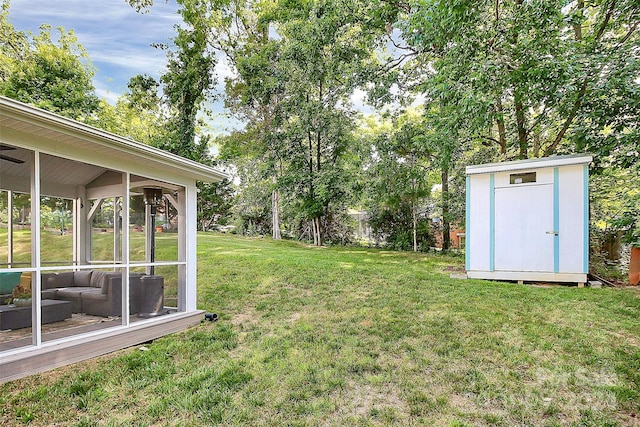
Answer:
[
  {"left": 6, "top": 0, "right": 396, "bottom": 137},
  {"left": 7, "top": 0, "right": 242, "bottom": 134}
]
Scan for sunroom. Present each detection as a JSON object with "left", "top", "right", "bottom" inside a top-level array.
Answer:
[{"left": 0, "top": 96, "right": 226, "bottom": 383}]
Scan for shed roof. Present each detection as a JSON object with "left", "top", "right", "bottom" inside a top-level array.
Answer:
[
  {"left": 0, "top": 96, "right": 228, "bottom": 183},
  {"left": 465, "top": 154, "right": 593, "bottom": 176}
]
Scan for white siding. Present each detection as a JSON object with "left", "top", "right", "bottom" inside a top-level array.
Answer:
[
  {"left": 558, "top": 165, "right": 586, "bottom": 273},
  {"left": 468, "top": 174, "right": 491, "bottom": 271}
]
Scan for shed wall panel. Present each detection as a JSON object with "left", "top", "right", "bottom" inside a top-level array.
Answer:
[
  {"left": 558, "top": 165, "right": 587, "bottom": 273},
  {"left": 468, "top": 175, "right": 491, "bottom": 271}
]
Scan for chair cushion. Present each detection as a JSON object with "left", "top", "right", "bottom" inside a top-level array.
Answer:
[
  {"left": 73, "top": 270, "right": 92, "bottom": 287},
  {"left": 56, "top": 287, "right": 91, "bottom": 299},
  {"left": 41, "top": 289, "right": 58, "bottom": 299},
  {"left": 42, "top": 272, "right": 73, "bottom": 289},
  {"left": 89, "top": 271, "right": 108, "bottom": 288},
  {"left": 0, "top": 272, "right": 21, "bottom": 294},
  {"left": 41, "top": 273, "right": 56, "bottom": 290},
  {"left": 53, "top": 272, "right": 75, "bottom": 288},
  {"left": 81, "top": 289, "right": 107, "bottom": 301}
]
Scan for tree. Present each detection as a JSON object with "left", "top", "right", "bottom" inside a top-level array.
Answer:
[
  {"left": 377, "top": 0, "right": 638, "bottom": 256},
  {"left": 222, "top": 10, "right": 287, "bottom": 239},
  {"left": 387, "top": 0, "right": 638, "bottom": 163},
  {"left": 0, "top": 1, "right": 27, "bottom": 84},
  {"left": 156, "top": 0, "right": 219, "bottom": 162},
  {"left": 0, "top": 2, "right": 99, "bottom": 120},
  {"left": 222, "top": 0, "right": 390, "bottom": 245},
  {"left": 94, "top": 74, "right": 167, "bottom": 144},
  {"left": 231, "top": 156, "right": 273, "bottom": 236},
  {"left": 366, "top": 111, "right": 434, "bottom": 252}
]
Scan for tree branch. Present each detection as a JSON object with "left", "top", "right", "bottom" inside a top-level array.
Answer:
[
  {"left": 594, "top": 0, "right": 616, "bottom": 42},
  {"left": 618, "top": 21, "right": 638, "bottom": 45},
  {"left": 544, "top": 0, "right": 618, "bottom": 156},
  {"left": 379, "top": 0, "right": 411, "bottom": 13},
  {"left": 544, "top": 79, "right": 588, "bottom": 156}
]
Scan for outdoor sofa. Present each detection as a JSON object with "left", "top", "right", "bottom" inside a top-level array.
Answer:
[{"left": 41, "top": 271, "right": 143, "bottom": 317}]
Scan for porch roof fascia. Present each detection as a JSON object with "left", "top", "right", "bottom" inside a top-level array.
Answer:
[
  {"left": 0, "top": 96, "right": 228, "bottom": 183},
  {"left": 465, "top": 154, "right": 593, "bottom": 176}
]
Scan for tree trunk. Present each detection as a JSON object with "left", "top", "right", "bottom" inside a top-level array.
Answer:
[
  {"left": 495, "top": 97, "right": 507, "bottom": 157},
  {"left": 412, "top": 200, "right": 418, "bottom": 252},
  {"left": 514, "top": 90, "right": 528, "bottom": 159},
  {"left": 573, "top": 0, "right": 584, "bottom": 41},
  {"left": 311, "top": 220, "right": 317, "bottom": 245},
  {"left": 311, "top": 216, "right": 322, "bottom": 246},
  {"left": 272, "top": 189, "right": 281, "bottom": 240},
  {"left": 441, "top": 168, "right": 451, "bottom": 251}
]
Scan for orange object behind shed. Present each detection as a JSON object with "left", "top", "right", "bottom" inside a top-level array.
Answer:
[{"left": 630, "top": 247, "right": 640, "bottom": 285}]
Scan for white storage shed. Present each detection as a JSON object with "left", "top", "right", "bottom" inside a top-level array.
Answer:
[{"left": 465, "top": 155, "right": 592, "bottom": 285}]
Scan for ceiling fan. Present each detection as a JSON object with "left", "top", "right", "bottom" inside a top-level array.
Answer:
[{"left": 0, "top": 144, "right": 24, "bottom": 164}]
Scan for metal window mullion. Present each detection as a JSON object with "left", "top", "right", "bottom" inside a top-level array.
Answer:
[
  {"left": 122, "top": 173, "right": 130, "bottom": 326},
  {"left": 32, "top": 150, "right": 42, "bottom": 347}
]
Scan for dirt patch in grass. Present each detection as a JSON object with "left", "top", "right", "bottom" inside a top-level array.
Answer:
[
  {"left": 333, "top": 380, "right": 409, "bottom": 421},
  {"left": 288, "top": 312, "right": 302, "bottom": 323},
  {"left": 230, "top": 307, "right": 260, "bottom": 327}
]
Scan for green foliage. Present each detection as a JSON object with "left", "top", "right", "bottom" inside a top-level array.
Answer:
[
  {"left": 198, "top": 179, "right": 235, "bottom": 230},
  {"left": 231, "top": 159, "right": 273, "bottom": 236},
  {"left": 156, "top": 0, "right": 219, "bottom": 163},
  {"left": 360, "top": 111, "right": 434, "bottom": 250},
  {"left": 591, "top": 167, "right": 640, "bottom": 249},
  {"left": 4, "top": 0, "right": 638, "bottom": 260},
  {"left": 93, "top": 74, "right": 167, "bottom": 145},
  {"left": 0, "top": 4, "right": 99, "bottom": 120},
  {"left": 39, "top": 204, "right": 71, "bottom": 232},
  {"left": 367, "top": 201, "right": 435, "bottom": 251},
  {"left": 220, "top": 0, "right": 391, "bottom": 244},
  {"left": 392, "top": 0, "right": 638, "bottom": 161}
]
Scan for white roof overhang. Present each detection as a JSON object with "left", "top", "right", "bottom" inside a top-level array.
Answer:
[
  {"left": 0, "top": 96, "right": 228, "bottom": 184},
  {"left": 466, "top": 154, "right": 593, "bottom": 176}
]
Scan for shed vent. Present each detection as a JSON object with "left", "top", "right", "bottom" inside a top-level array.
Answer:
[{"left": 510, "top": 172, "right": 536, "bottom": 184}]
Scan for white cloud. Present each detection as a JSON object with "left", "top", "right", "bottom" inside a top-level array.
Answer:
[
  {"left": 214, "top": 55, "right": 236, "bottom": 81},
  {"left": 9, "top": 0, "right": 179, "bottom": 96},
  {"left": 7, "top": 0, "right": 249, "bottom": 137},
  {"left": 95, "top": 86, "right": 121, "bottom": 105},
  {"left": 350, "top": 88, "right": 376, "bottom": 115}
]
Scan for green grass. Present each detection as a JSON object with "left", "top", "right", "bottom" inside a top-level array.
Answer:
[
  {"left": 0, "top": 227, "right": 179, "bottom": 265},
  {"left": 1, "top": 233, "right": 640, "bottom": 426}
]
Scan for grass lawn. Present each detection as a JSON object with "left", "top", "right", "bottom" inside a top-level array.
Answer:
[{"left": 1, "top": 233, "right": 639, "bottom": 426}]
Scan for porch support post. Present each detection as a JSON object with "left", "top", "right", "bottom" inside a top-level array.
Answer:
[
  {"left": 113, "top": 197, "right": 121, "bottom": 263},
  {"left": 74, "top": 186, "right": 88, "bottom": 265},
  {"left": 145, "top": 203, "right": 152, "bottom": 275},
  {"left": 121, "top": 174, "right": 130, "bottom": 325},
  {"left": 7, "top": 190, "right": 13, "bottom": 267},
  {"left": 177, "top": 188, "right": 187, "bottom": 312},
  {"left": 31, "top": 150, "right": 42, "bottom": 346},
  {"left": 183, "top": 185, "right": 197, "bottom": 312}
]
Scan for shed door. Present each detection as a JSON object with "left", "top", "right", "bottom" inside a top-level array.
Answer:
[{"left": 494, "top": 184, "right": 554, "bottom": 272}]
